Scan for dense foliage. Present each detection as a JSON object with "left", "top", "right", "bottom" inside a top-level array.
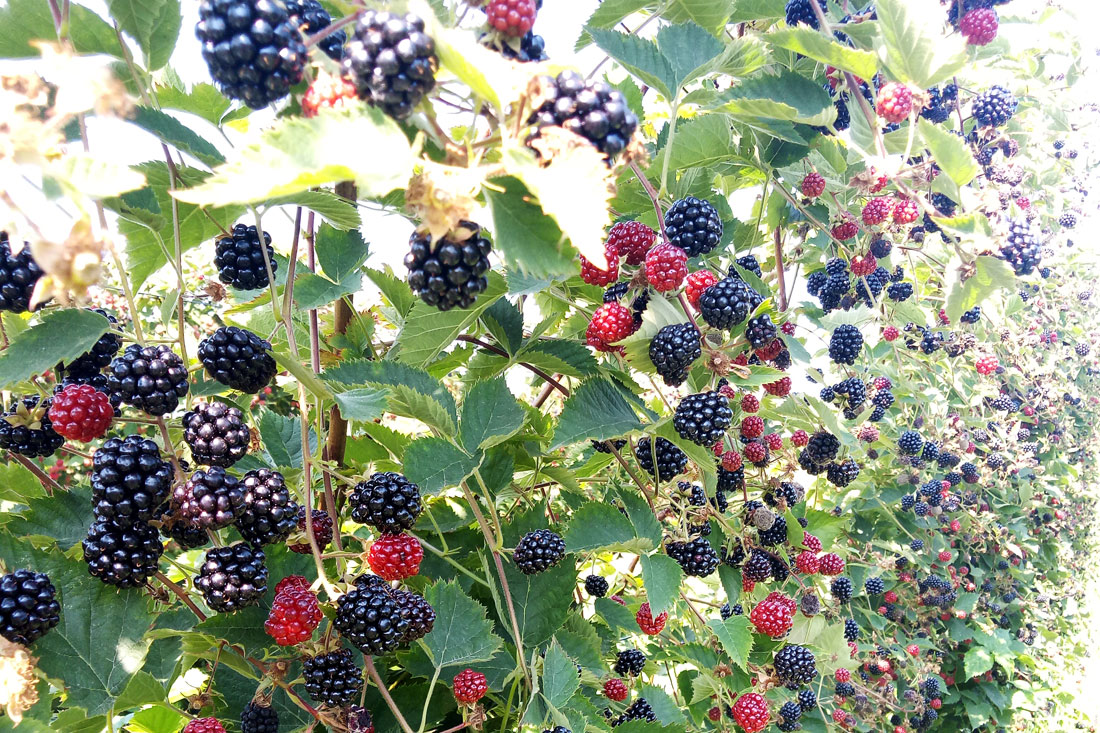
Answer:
[{"left": 0, "top": 0, "right": 1098, "bottom": 732}]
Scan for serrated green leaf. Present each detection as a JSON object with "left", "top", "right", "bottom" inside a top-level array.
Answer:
[
  {"left": 154, "top": 82, "right": 233, "bottom": 126},
  {"left": 293, "top": 271, "right": 362, "bottom": 310},
  {"left": 0, "top": 461, "right": 46, "bottom": 503},
  {"left": 638, "top": 684, "right": 687, "bottom": 725},
  {"left": 423, "top": 579, "right": 504, "bottom": 669},
  {"left": 322, "top": 359, "right": 458, "bottom": 426},
  {"left": 481, "top": 298, "right": 524, "bottom": 354},
  {"left": 107, "top": 0, "right": 180, "bottom": 69},
  {"left": 576, "top": 0, "right": 651, "bottom": 49},
  {"left": 640, "top": 552, "right": 683, "bottom": 616},
  {"left": 655, "top": 22, "right": 726, "bottom": 90},
  {"left": 0, "top": 0, "right": 124, "bottom": 58},
  {"left": 130, "top": 106, "right": 223, "bottom": 166},
  {"left": 263, "top": 193, "right": 362, "bottom": 232},
  {"left": 707, "top": 615, "right": 753, "bottom": 671},
  {"left": 364, "top": 267, "right": 417, "bottom": 318},
  {"left": 963, "top": 647, "right": 995, "bottom": 679},
  {"left": 542, "top": 639, "right": 580, "bottom": 708},
  {"left": 945, "top": 256, "right": 1015, "bottom": 322},
  {"left": 664, "top": 114, "right": 736, "bottom": 170},
  {"left": 785, "top": 508, "right": 806, "bottom": 546},
  {"left": 551, "top": 378, "right": 643, "bottom": 450},
  {"left": 0, "top": 309, "right": 109, "bottom": 389},
  {"left": 728, "top": 0, "right": 786, "bottom": 22},
  {"left": 587, "top": 27, "right": 675, "bottom": 100},
  {"left": 392, "top": 272, "right": 507, "bottom": 367},
  {"left": 594, "top": 596, "right": 637, "bottom": 631},
  {"left": 460, "top": 378, "right": 526, "bottom": 451},
  {"left": 518, "top": 340, "right": 599, "bottom": 379},
  {"left": 563, "top": 502, "right": 641, "bottom": 553},
  {"left": 875, "top": 0, "right": 967, "bottom": 88},
  {"left": 258, "top": 410, "right": 317, "bottom": 468},
  {"left": 718, "top": 71, "right": 836, "bottom": 126},
  {"left": 504, "top": 561, "right": 576, "bottom": 647},
  {"left": 403, "top": 437, "right": 480, "bottom": 495},
  {"left": 666, "top": 0, "right": 734, "bottom": 31},
  {"left": 6, "top": 486, "right": 92, "bottom": 551},
  {"left": 333, "top": 388, "right": 389, "bottom": 422},
  {"left": 919, "top": 118, "right": 980, "bottom": 186},
  {"left": 618, "top": 487, "right": 663, "bottom": 549},
  {"left": 767, "top": 27, "right": 877, "bottom": 79},
  {"left": 47, "top": 153, "right": 147, "bottom": 199}
]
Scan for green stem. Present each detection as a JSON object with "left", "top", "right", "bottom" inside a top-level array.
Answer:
[
  {"left": 417, "top": 666, "right": 442, "bottom": 733},
  {"left": 659, "top": 100, "right": 680, "bottom": 196}
]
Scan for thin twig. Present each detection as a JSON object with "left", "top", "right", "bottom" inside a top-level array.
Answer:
[
  {"left": 457, "top": 335, "right": 570, "bottom": 396},
  {"left": 773, "top": 226, "right": 788, "bottom": 311},
  {"left": 629, "top": 161, "right": 668, "bottom": 243},
  {"left": 364, "top": 656, "right": 416, "bottom": 733},
  {"left": 11, "top": 455, "right": 62, "bottom": 496},
  {"left": 154, "top": 571, "right": 207, "bottom": 621}
]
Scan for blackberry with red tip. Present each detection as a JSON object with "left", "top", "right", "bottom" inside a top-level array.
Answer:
[
  {"left": 214, "top": 224, "right": 276, "bottom": 291},
  {"left": 0, "top": 233, "right": 44, "bottom": 313},
  {"left": 673, "top": 391, "right": 732, "bottom": 447},
  {"left": 584, "top": 574, "right": 609, "bottom": 597},
  {"left": 636, "top": 437, "right": 687, "bottom": 482},
  {"left": 289, "top": 507, "right": 333, "bottom": 553},
  {"left": 393, "top": 588, "right": 435, "bottom": 642},
  {"left": 284, "top": 0, "right": 345, "bottom": 60},
  {"left": 59, "top": 308, "right": 121, "bottom": 377},
  {"left": 241, "top": 700, "right": 278, "bottom": 733},
  {"left": 829, "top": 324, "right": 863, "bottom": 364},
  {"left": 972, "top": 85, "right": 1018, "bottom": 127},
  {"left": 746, "top": 314, "right": 777, "bottom": 348},
  {"left": 528, "top": 71, "right": 638, "bottom": 158},
  {"left": 1001, "top": 218, "right": 1042, "bottom": 275},
  {"left": 83, "top": 518, "right": 163, "bottom": 587},
  {"left": 785, "top": 0, "right": 820, "bottom": 27},
  {"left": 666, "top": 536, "right": 719, "bottom": 577},
  {"left": 303, "top": 648, "right": 364, "bottom": 706},
  {"left": 198, "top": 326, "right": 277, "bottom": 394},
  {"left": 613, "top": 648, "right": 646, "bottom": 676},
  {"left": 92, "top": 436, "right": 173, "bottom": 527},
  {"left": 514, "top": 529, "right": 566, "bottom": 574},
  {"left": 107, "top": 345, "right": 189, "bottom": 416},
  {"left": 196, "top": 543, "right": 268, "bottom": 612},
  {"left": 343, "top": 10, "right": 437, "bottom": 120},
  {"left": 173, "top": 467, "right": 245, "bottom": 531},
  {"left": 405, "top": 224, "right": 492, "bottom": 311},
  {"left": 0, "top": 396, "right": 63, "bottom": 458},
  {"left": 649, "top": 323, "right": 701, "bottom": 387},
  {"left": 698, "top": 276, "right": 763, "bottom": 329},
  {"left": 774, "top": 644, "right": 817, "bottom": 684},
  {"left": 335, "top": 580, "right": 409, "bottom": 654},
  {"left": 0, "top": 570, "right": 60, "bottom": 645},
  {"left": 350, "top": 471, "right": 422, "bottom": 534},
  {"left": 236, "top": 469, "right": 300, "bottom": 546},
  {"left": 664, "top": 197, "right": 723, "bottom": 256},
  {"left": 183, "top": 401, "right": 250, "bottom": 468}
]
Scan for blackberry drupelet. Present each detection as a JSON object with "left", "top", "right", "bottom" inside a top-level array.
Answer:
[
  {"left": 344, "top": 10, "right": 438, "bottom": 120},
  {"left": 664, "top": 197, "right": 723, "bottom": 256},
  {"left": 828, "top": 324, "right": 863, "bottom": 365},
  {"left": 59, "top": 308, "right": 122, "bottom": 376},
  {"left": 173, "top": 467, "right": 245, "bottom": 531},
  {"left": 0, "top": 232, "right": 44, "bottom": 313},
  {"left": 236, "top": 469, "right": 300, "bottom": 546},
  {"left": 613, "top": 648, "right": 646, "bottom": 676},
  {"left": 0, "top": 570, "right": 60, "bottom": 645},
  {"left": 393, "top": 588, "right": 435, "bottom": 642},
  {"left": 91, "top": 436, "right": 174, "bottom": 527},
  {"left": 303, "top": 648, "right": 364, "bottom": 706},
  {"left": 636, "top": 437, "right": 687, "bottom": 482},
  {"left": 972, "top": 85, "right": 1018, "bottom": 127},
  {"left": 785, "top": 0, "right": 820, "bottom": 27},
  {"left": 831, "top": 576, "right": 854, "bottom": 602},
  {"left": 1000, "top": 218, "right": 1042, "bottom": 275},
  {"left": 284, "top": 0, "right": 345, "bottom": 60},
  {"left": 196, "top": 543, "right": 268, "bottom": 612},
  {"left": 241, "top": 700, "right": 279, "bottom": 733},
  {"left": 898, "top": 430, "right": 923, "bottom": 455},
  {"left": 745, "top": 314, "right": 778, "bottom": 348},
  {"left": 698, "top": 277, "right": 763, "bottom": 329},
  {"left": 198, "top": 326, "right": 277, "bottom": 394},
  {"left": 83, "top": 518, "right": 163, "bottom": 587},
  {"left": 513, "top": 529, "right": 566, "bottom": 574},
  {"left": 350, "top": 471, "right": 422, "bottom": 533},
  {"left": 774, "top": 644, "right": 817, "bottom": 684},
  {"left": 673, "top": 391, "right": 733, "bottom": 446},
  {"left": 107, "top": 345, "right": 189, "bottom": 416},
  {"left": 584, "top": 575, "right": 609, "bottom": 597},
  {"left": 0, "top": 396, "right": 64, "bottom": 458},
  {"left": 666, "top": 536, "right": 719, "bottom": 577},
  {"left": 649, "top": 323, "right": 701, "bottom": 387},
  {"left": 405, "top": 224, "right": 492, "bottom": 312},
  {"left": 183, "top": 401, "right": 251, "bottom": 467},
  {"left": 527, "top": 70, "right": 638, "bottom": 158},
  {"left": 215, "top": 224, "right": 276, "bottom": 291},
  {"left": 334, "top": 580, "right": 409, "bottom": 654}
]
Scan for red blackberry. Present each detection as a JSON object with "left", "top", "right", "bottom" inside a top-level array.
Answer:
[
  {"left": 960, "top": 7, "right": 998, "bottom": 44},
  {"left": 636, "top": 437, "right": 687, "bottom": 482},
  {"left": 603, "top": 678, "right": 628, "bottom": 701},
  {"left": 214, "top": 223, "right": 276, "bottom": 291},
  {"left": 274, "top": 574, "right": 310, "bottom": 595},
  {"left": 740, "top": 415, "right": 765, "bottom": 439},
  {"left": 184, "top": 719, "right": 225, "bottom": 733},
  {"left": 818, "top": 553, "right": 844, "bottom": 576},
  {"left": 405, "top": 224, "right": 492, "bottom": 311},
  {"left": 528, "top": 71, "right": 639, "bottom": 158},
  {"left": 284, "top": 0, "right": 345, "bottom": 60},
  {"left": 586, "top": 302, "right": 634, "bottom": 351},
  {"left": 289, "top": 507, "right": 334, "bottom": 554},
  {"left": 580, "top": 243, "right": 619, "bottom": 286},
  {"left": 862, "top": 197, "right": 894, "bottom": 226},
  {"left": 344, "top": 10, "right": 438, "bottom": 120},
  {"left": 831, "top": 214, "right": 859, "bottom": 241},
  {"left": 673, "top": 391, "right": 732, "bottom": 447},
  {"left": 173, "top": 467, "right": 244, "bottom": 531},
  {"left": 745, "top": 314, "right": 777, "bottom": 348},
  {"left": 649, "top": 323, "right": 701, "bottom": 387},
  {"left": 107, "top": 345, "right": 189, "bottom": 417},
  {"left": 55, "top": 371, "right": 122, "bottom": 417},
  {"left": 613, "top": 648, "right": 646, "bottom": 676},
  {"left": 0, "top": 396, "right": 64, "bottom": 458},
  {"left": 183, "top": 401, "right": 250, "bottom": 467},
  {"left": 198, "top": 326, "right": 278, "bottom": 394},
  {"left": 47, "top": 384, "right": 113, "bottom": 442},
  {"left": 350, "top": 472, "right": 422, "bottom": 534},
  {"left": 334, "top": 581, "right": 409, "bottom": 654},
  {"left": 393, "top": 588, "right": 435, "bottom": 642},
  {"left": 236, "top": 469, "right": 300, "bottom": 546},
  {"left": 876, "top": 83, "right": 913, "bottom": 124},
  {"left": 241, "top": 700, "right": 279, "bottom": 733},
  {"left": 368, "top": 532, "right": 423, "bottom": 580},
  {"left": 303, "top": 648, "right": 363, "bottom": 706},
  {"left": 0, "top": 232, "right": 44, "bottom": 313},
  {"left": 265, "top": 586, "right": 322, "bottom": 646},
  {"left": 976, "top": 355, "right": 998, "bottom": 375},
  {"left": 665, "top": 196, "right": 723, "bottom": 257},
  {"left": 732, "top": 692, "right": 769, "bottom": 733},
  {"left": 644, "top": 243, "right": 687, "bottom": 292},
  {"left": 92, "top": 436, "right": 173, "bottom": 527},
  {"left": 774, "top": 644, "right": 817, "bottom": 684},
  {"left": 829, "top": 325, "right": 863, "bottom": 365},
  {"left": 59, "top": 308, "right": 122, "bottom": 377},
  {"left": 800, "top": 172, "right": 825, "bottom": 198},
  {"left": 743, "top": 439, "right": 769, "bottom": 467},
  {"left": 485, "top": 0, "right": 537, "bottom": 37},
  {"left": 302, "top": 72, "right": 358, "bottom": 117},
  {"left": 666, "top": 536, "right": 719, "bottom": 577},
  {"left": 584, "top": 575, "right": 609, "bottom": 597},
  {"left": 750, "top": 593, "right": 794, "bottom": 637},
  {"left": 607, "top": 221, "right": 656, "bottom": 265},
  {"left": 790, "top": 429, "right": 809, "bottom": 447},
  {"left": 685, "top": 270, "right": 719, "bottom": 307},
  {"left": 972, "top": 85, "right": 1018, "bottom": 127},
  {"left": 0, "top": 570, "right": 60, "bottom": 645},
  {"left": 196, "top": 543, "right": 268, "bottom": 612},
  {"left": 795, "top": 551, "right": 820, "bottom": 574},
  {"left": 453, "top": 668, "right": 488, "bottom": 704},
  {"left": 893, "top": 198, "right": 919, "bottom": 225},
  {"left": 763, "top": 377, "right": 791, "bottom": 397},
  {"left": 635, "top": 602, "right": 667, "bottom": 635},
  {"left": 698, "top": 277, "right": 763, "bottom": 329},
  {"left": 514, "top": 529, "right": 566, "bottom": 574},
  {"left": 82, "top": 518, "right": 163, "bottom": 587}
]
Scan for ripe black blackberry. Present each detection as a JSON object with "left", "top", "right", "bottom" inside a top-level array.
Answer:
[
  {"left": 897, "top": 430, "right": 923, "bottom": 455},
  {"left": 0, "top": 570, "right": 60, "bottom": 645},
  {"left": 774, "top": 644, "right": 817, "bottom": 684},
  {"left": 1060, "top": 212, "right": 1077, "bottom": 229},
  {"left": 826, "top": 459, "right": 860, "bottom": 487},
  {"left": 1000, "top": 218, "right": 1042, "bottom": 275},
  {"left": 183, "top": 401, "right": 251, "bottom": 467},
  {"left": 733, "top": 254, "right": 763, "bottom": 279},
  {"left": 215, "top": 223, "right": 276, "bottom": 290},
  {"left": 611, "top": 698, "right": 657, "bottom": 727},
  {"left": 405, "top": 224, "right": 492, "bottom": 311},
  {"left": 698, "top": 277, "right": 763, "bottom": 330},
  {"left": 972, "top": 85, "right": 1017, "bottom": 127},
  {"left": 196, "top": 543, "right": 268, "bottom": 613},
  {"left": 241, "top": 700, "right": 279, "bottom": 733},
  {"left": 161, "top": 508, "right": 210, "bottom": 549},
  {"left": 872, "top": 389, "right": 894, "bottom": 410},
  {"left": 583, "top": 574, "right": 610, "bottom": 598},
  {"left": 393, "top": 588, "right": 436, "bottom": 642},
  {"left": 778, "top": 701, "right": 803, "bottom": 727},
  {"left": 673, "top": 391, "right": 732, "bottom": 447},
  {"left": 743, "top": 549, "right": 773, "bottom": 582},
  {"left": 666, "top": 536, "right": 719, "bottom": 577},
  {"left": 83, "top": 518, "right": 164, "bottom": 587},
  {"left": 591, "top": 438, "right": 626, "bottom": 454},
  {"left": 91, "top": 436, "right": 174, "bottom": 527},
  {"left": 527, "top": 70, "right": 638, "bottom": 158},
  {"left": 107, "top": 345, "right": 189, "bottom": 416},
  {"left": 303, "top": 648, "right": 364, "bottom": 706},
  {"left": 717, "top": 462, "right": 744, "bottom": 493},
  {"left": 0, "top": 232, "right": 45, "bottom": 313},
  {"left": 798, "top": 689, "right": 817, "bottom": 711},
  {"left": 0, "top": 396, "right": 64, "bottom": 458},
  {"left": 664, "top": 197, "right": 722, "bottom": 256},
  {"left": 887, "top": 282, "right": 913, "bottom": 301},
  {"left": 745, "top": 314, "right": 778, "bottom": 348},
  {"left": 235, "top": 469, "right": 300, "bottom": 546},
  {"left": 488, "top": 30, "right": 547, "bottom": 62},
  {"left": 284, "top": 0, "right": 345, "bottom": 60},
  {"left": 173, "top": 467, "right": 245, "bottom": 530},
  {"left": 831, "top": 576, "right": 853, "bottom": 602},
  {"left": 349, "top": 471, "right": 422, "bottom": 533},
  {"left": 344, "top": 10, "right": 437, "bottom": 120},
  {"left": 960, "top": 306, "right": 981, "bottom": 324},
  {"left": 834, "top": 681, "right": 855, "bottom": 697},
  {"left": 613, "top": 648, "right": 646, "bottom": 676},
  {"left": 334, "top": 580, "right": 409, "bottom": 654},
  {"left": 198, "top": 326, "right": 278, "bottom": 394},
  {"left": 649, "top": 323, "right": 701, "bottom": 387},
  {"left": 636, "top": 437, "right": 687, "bottom": 482},
  {"left": 196, "top": 0, "right": 307, "bottom": 109},
  {"left": 59, "top": 308, "right": 122, "bottom": 377},
  {"left": 759, "top": 515, "right": 788, "bottom": 546},
  {"left": 828, "top": 324, "right": 863, "bottom": 365},
  {"left": 805, "top": 431, "right": 840, "bottom": 464},
  {"left": 864, "top": 576, "right": 885, "bottom": 595},
  {"left": 513, "top": 529, "right": 566, "bottom": 574},
  {"left": 785, "top": 0, "right": 820, "bottom": 27}
]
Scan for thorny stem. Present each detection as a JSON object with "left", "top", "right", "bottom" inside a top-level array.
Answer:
[
  {"left": 364, "top": 656, "right": 416, "bottom": 733},
  {"left": 11, "top": 455, "right": 62, "bottom": 496},
  {"left": 629, "top": 161, "right": 668, "bottom": 243},
  {"left": 154, "top": 571, "right": 207, "bottom": 621},
  {"left": 773, "top": 226, "right": 789, "bottom": 311},
  {"left": 303, "top": 12, "right": 360, "bottom": 50}
]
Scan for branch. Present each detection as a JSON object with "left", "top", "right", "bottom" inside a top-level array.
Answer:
[
  {"left": 457, "top": 335, "right": 570, "bottom": 396},
  {"left": 629, "top": 161, "right": 668, "bottom": 243},
  {"left": 364, "top": 656, "right": 416, "bottom": 733},
  {"left": 154, "top": 571, "right": 207, "bottom": 622},
  {"left": 11, "top": 454, "right": 62, "bottom": 495},
  {"left": 773, "top": 226, "right": 788, "bottom": 311}
]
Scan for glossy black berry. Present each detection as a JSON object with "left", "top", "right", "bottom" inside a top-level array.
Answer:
[
  {"left": 649, "top": 323, "right": 701, "bottom": 387},
  {"left": 59, "top": 308, "right": 122, "bottom": 377},
  {"left": 774, "top": 644, "right": 817, "bottom": 684},
  {"left": 972, "top": 85, "right": 1017, "bottom": 127},
  {"left": 488, "top": 30, "right": 547, "bottom": 62},
  {"left": 826, "top": 459, "right": 860, "bottom": 487},
  {"left": 898, "top": 430, "right": 923, "bottom": 455},
  {"left": 1000, "top": 218, "right": 1042, "bottom": 275},
  {"left": 0, "top": 570, "right": 60, "bottom": 645},
  {"left": 611, "top": 698, "right": 656, "bottom": 726},
  {"left": 83, "top": 518, "right": 163, "bottom": 587},
  {"left": 107, "top": 345, "right": 189, "bottom": 417},
  {"left": 584, "top": 574, "right": 609, "bottom": 597},
  {"left": 805, "top": 431, "right": 840, "bottom": 465},
  {"left": 745, "top": 314, "right": 778, "bottom": 348},
  {"left": 733, "top": 254, "right": 763, "bottom": 279},
  {"left": 405, "top": 224, "right": 492, "bottom": 311},
  {"left": 828, "top": 324, "right": 863, "bottom": 365},
  {"left": 0, "top": 232, "right": 44, "bottom": 313},
  {"left": 198, "top": 326, "right": 278, "bottom": 394},
  {"left": 284, "top": 0, "right": 345, "bottom": 60},
  {"left": 215, "top": 223, "right": 276, "bottom": 290},
  {"left": 350, "top": 472, "right": 422, "bottom": 534},
  {"left": 785, "top": 0, "right": 820, "bottom": 27},
  {"left": 183, "top": 401, "right": 251, "bottom": 467},
  {"left": 241, "top": 700, "right": 279, "bottom": 733},
  {"left": 743, "top": 549, "right": 773, "bottom": 582},
  {"left": 303, "top": 648, "right": 364, "bottom": 706},
  {"left": 844, "top": 618, "right": 859, "bottom": 641},
  {"left": 334, "top": 581, "right": 409, "bottom": 654},
  {"left": 831, "top": 576, "right": 853, "bottom": 602},
  {"left": 636, "top": 437, "right": 687, "bottom": 482},
  {"left": 344, "top": 10, "right": 438, "bottom": 120},
  {"left": 865, "top": 576, "right": 885, "bottom": 595},
  {"left": 235, "top": 469, "right": 300, "bottom": 546},
  {"left": 173, "top": 466, "right": 245, "bottom": 531},
  {"left": 698, "top": 277, "right": 763, "bottom": 330},
  {"left": 666, "top": 536, "right": 719, "bottom": 577},
  {"left": 0, "top": 396, "right": 64, "bottom": 458},
  {"left": 92, "top": 436, "right": 174, "bottom": 527},
  {"left": 514, "top": 529, "right": 566, "bottom": 574},
  {"left": 673, "top": 391, "right": 732, "bottom": 447},
  {"left": 196, "top": 543, "right": 268, "bottom": 613},
  {"left": 664, "top": 197, "right": 722, "bottom": 256},
  {"left": 393, "top": 588, "right": 436, "bottom": 643},
  {"left": 527, "top": 70, "right": 638, "bottom": 158},
  {"left": 779, "top": 701, "right": 803, "bottom": 726},
  {"left": 613, "top": 648, "right": 646, "bottom": 676}
]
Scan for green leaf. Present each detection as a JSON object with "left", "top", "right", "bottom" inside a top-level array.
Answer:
[
  {"left": 640, "top": 553, "right": 683, "bottom": 616},
  {"left": 48, "top": 154, "right": 147, "bottom": 199},
  {"left": 422, "top": 579, "right": 504, "bottom": 669},
  {"left": 293, "top": 271, "right": 361, "bottom": 310},
  {"left": 388, "top": 385, "right": 459, "bottom": 435},
  {"left": 655, "top": 22, "right": 726, "bottom": 91},
  {"left": 6, "top": 486, "right": 92, "bottom": 551},
  {"left": 666, "top": 0, "right": 735, "bottom": 32},
  {"left": 563, "top": 502, "right": 642, "bottom": 553},
  {"left": 107, "top": 0, "right": 181, "bottom": 69},
  {"left": 706, "top": 35, "right": 770, "bottom": 78},
  {"left": 594, "top": 596, "right": 636, "bottom": 631},
  {"left": 322, "top": 359, "right": 458, "bottom": 426},
  {"left": 766, "top": 27, "right": 878, "bottom": 79},
  {"left": 263, "top": 192, "right": 362, "bottom": 232},
  {"left": 707, "top": 615, "right": 754, "bottom": 671},
  {"left": 587, "top": 28, "right": 676, "bottom": 99},
  {"left": 638, "top": 684, "right": 687, "bottom": 725},
  {"left": 718, "top": 71, "right": 836, "bottom": 126},
  {"left": 0, "top": 461, "right": 46, "bottom": 503},
  {"left": 664, "top": 114, "right": 736, "bottom": 170},
  {"left": 875, "top": 0, "right": 967, "bottom": 88},
  {"left": 963, "top": 646, "right": 995, "bottom": 679},
  {"left": 392, "top": 272, "right": 507, "bottom": 367},
  {"left": 130, "top": 106, "right": 224, "bottom": 166},
  {"left": 551, "top": 378, "right": 643, "bottom": 450},
  {"left": 918, "top": 118, "right": 979, "bottom": 186},
  {"left": 365, "top": 267, "right": 417, "bottom": 317},
  {"left": 618, "top": 488, "right": 663, "bottom": 549},
  {"left": 460, "top": 378, "right": 526, "bottom": 452},
  {"left": 0, "top": 309, "right": 109, "bottom": 389},
  {"left": 403, "top": 437, "right": 480, "bottom": 495},
  {"left": 480, "top": 299, "right": 524, "bottom": 354},
  {"left": 154, "top": 82, "right": 233, "bottom": 126},
  {"left": 945, "top": 256, "right": 1016, "bottom": 322},
  {"left": 333, "top": 388, "right": 390, "bottom": 422},
  {"left": 784, "top": 508, "right": 806, "bottom": 546},
  {"left": 258, "top": 409, "right": 316, "bottom": 468},
  {"left": 542, "top": 640, "right": 580, "bottom": 708},
  {"left": 485, "top": 177, "right": 576, "bottom": 278},
  {"left": 504, "top": 561, "right": 577, "bottom": 647},
  {"left": 728, "top": 0, "right": 786, "bottom": 22},
  {"left": 518, "top": 340, "right": 599, "bottom": 379},
  {"left": 0, "top": 0, "right": 124, "bottom": 58},
  {"left": 114, "top": 671, "right": 166, "bottom": 713}
]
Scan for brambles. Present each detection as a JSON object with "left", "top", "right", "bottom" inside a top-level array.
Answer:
[
  {"left": 586, "top": 302, "right": 634, "bottom": 350},
  {"left": 405, "top": 224, "right": 493, "bottom": 311},
  {"left": 344, "top": 10, "right": 437, "bottom": 120},
  {"left": 649, "top": 323, "right": 701, "bottom": 386},
  {"left": 666, "top": 536, "right": 719, "bottom": 577},
  {"left": 698, "top": 276, "right": 763, "bottom": 329},
  {"left": 636, "top": 437, "right": 687, "bottom": 482},
  {"left": 265, "top": 585, "right": 322, "bottom": 646},
  {"left": 235, "top": 469, "right": 300, "bottom": 546},
  {"left": 240, "top": 701, "right": 279, "bottom": 733},
  {"left": 973, "top": 85, "right": 1018, "bottom": 127},
  {"left": 613, "top": 648, "right": 646, "bottom": 676},
  {"left": 91, "top": 436, "right": 173, "bottom": 527},
  {"left": 173, "top": 467, "right": 245, "bottom": 530},
  {"left": 367, "top": 532, "right": 423, "bottom": 580},
  {"left": 607, "top": 221, "right": 656, "bottom": 266},
  {"left": 877, "top": 83, "right": 913, "bottom": 124},
  {"left": 289, "top": 507, "right": 333, "bottom": 554},
  {"left": 585, "top": 575, "right": 608, "bottom": 597},
  {"left": 82, "top": 518, "right": 163, "bottom": 587},
  {"left": 284, "top": 0, "right": 345, "bottom": 60},
  {"left": 673, "top": 390, "right": 733, "bottom": 446},
  {"left": 644, "top": 243, "right": 688, "bottom": 292}
]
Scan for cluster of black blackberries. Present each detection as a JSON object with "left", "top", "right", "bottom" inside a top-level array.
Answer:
[
  {"left": 0, "top": 232, "right": 44, "bottom": 313},
  {"left": 1000, "top": 218, "right": 1042, "bottom": 275},
  {"left": 405, "top": 224, "right": 493, "bottom": 311},
  {"left": 344, "top": 10, "right": 438, "bottom": 120},
  {"left": 528, "top": 71, "right": 638, "bottom": 158},
  {"left": 650, "top": 323, "right": 701, "bottom": 387}
]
